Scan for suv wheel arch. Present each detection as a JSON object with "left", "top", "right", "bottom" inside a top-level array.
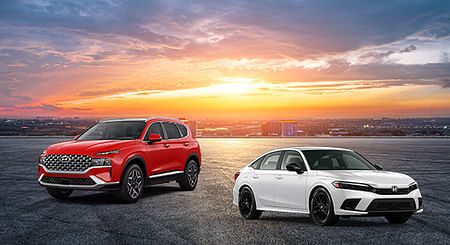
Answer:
[{"left": 121, "top": 155, "right": 147, "bottom": 182}]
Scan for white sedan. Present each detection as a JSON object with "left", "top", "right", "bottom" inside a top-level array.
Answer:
[{"left": 233, "top": 147, "right": 423, "bottom": 225}]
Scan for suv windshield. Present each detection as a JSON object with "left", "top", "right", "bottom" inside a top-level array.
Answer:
[
  {"left": 302, "top": 150, "right": 376, "bottom": 170},
  {"left": 78, "top": 121, "right": 146, "bottom": 140}
]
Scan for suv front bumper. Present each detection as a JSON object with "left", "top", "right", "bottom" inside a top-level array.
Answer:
[{"left": 38, "top": 164, "right": 120, "bottom": 190}]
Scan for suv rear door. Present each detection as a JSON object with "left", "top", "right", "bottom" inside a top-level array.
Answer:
[{"left": 161, "top": 122, "right": 188, "bottom": 171}]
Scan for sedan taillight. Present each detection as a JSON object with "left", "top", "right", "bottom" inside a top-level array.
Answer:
[{"left": 234, "top": 171, "right": 240, "bottom": 181}]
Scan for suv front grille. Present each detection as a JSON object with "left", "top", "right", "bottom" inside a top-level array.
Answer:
[
  {"left": 41, "top": 154, "right": 92, "bottom": 172},
  {"left": 366, "top": 198, "right": 416, "bottom": 212},
  {"left": 41, "top": 176, "right": 95, "bottom": 185}
]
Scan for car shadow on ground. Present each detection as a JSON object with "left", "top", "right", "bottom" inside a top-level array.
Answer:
[
  {"left": 52, "top": 185, "right": 182, "bottom": 205},
  {"left": 258, "top": 215, "right": 391, "bottom": 227}
]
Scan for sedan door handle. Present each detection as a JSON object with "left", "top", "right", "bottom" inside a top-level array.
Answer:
[
  {"left": 183, "top": 142, "right": 189, "bottom": 146},
  {"left": 252, "top": 175, "right": 260, "bottom": 179},
  {"left": 275, "top": 175, "right": 283, "bottom": 180},
  {"left": 163, "top": 144, "right": 170, "bottom": 148}
]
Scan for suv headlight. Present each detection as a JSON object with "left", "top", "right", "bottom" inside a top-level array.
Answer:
[
  {"left": 332, "top": 181, "right": 373, "bottom": 192},
  {"left": 92, "top": 158, "right": 112, "bottom": 166},
  {"left": 93, "top": 149, "right": 120, "bottom": 156}
]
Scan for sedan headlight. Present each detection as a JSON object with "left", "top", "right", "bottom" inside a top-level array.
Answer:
[
  {"left": 409, "top": 182, "right": 418, "bottom": 191},
  {"left": 93, "top": 149, "right": 120, "bottom": 156},
  {"left": 332, "top": 181, "right": 373, "bottom": 192},
  {"left": 92, "top": 158, "right": 112, "bottom": 166}
]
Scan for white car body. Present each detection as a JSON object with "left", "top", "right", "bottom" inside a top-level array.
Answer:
[{"left": 233, "top": 147, "right": 423, "bottom": 217}]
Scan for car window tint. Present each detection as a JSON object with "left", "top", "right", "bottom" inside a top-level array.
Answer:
[
  {"left": 163, "top": 122, "right": 181, "bottom": 139},
  {"left": 260, "top": 153, "right": 280, "bottom": 170},
  {"left": 177, "top": 124, "right": 188, "bottom": 137},
  {"left": 145, "top": 123, "right": 163, "bottom": 140},
  {"left": 281, "top": 151, "right": 305, "bottom": 171}
]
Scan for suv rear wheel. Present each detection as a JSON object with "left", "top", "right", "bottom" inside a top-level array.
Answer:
[
  {"left": 47, "top": 188, "right": 73, "bottom": 200},
  {"left": 178, "top": 159, "right": 199, "bottom": 191},
  {"left": 118, "top": 164, "right": 144, "bottom": 203}
]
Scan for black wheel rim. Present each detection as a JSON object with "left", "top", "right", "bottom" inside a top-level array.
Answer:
[
  {"left": 127, "top": 168, "right": 143, "bottom": 199},
  {"left": 312, "top": 191, "right": 330, "bottom": 223},
  {"left": 186, "top": 161, "right": 198, "bottom": 187},
  {"left": 239, "top": 190, "right": 252, "bottom": 217}
]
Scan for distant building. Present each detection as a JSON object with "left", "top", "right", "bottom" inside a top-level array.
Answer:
[
  {"left": 185, "top": 120, "right": 197, "bottom": 137},
  {"left": 262, "top": 121, "right": 281, "bottom": 136},
  {"left": 281, "top": 120, "right": 298, "bottom": 136}
]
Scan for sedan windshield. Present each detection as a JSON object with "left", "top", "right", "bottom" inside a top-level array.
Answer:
[
  {"left": 302, "top": 150, "right": 376, "bottom": 170},
  {"left": 78, "top": 121, "right": 146, "bottom": 140}
]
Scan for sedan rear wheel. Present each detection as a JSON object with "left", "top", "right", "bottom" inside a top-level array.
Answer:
[{"left": 310, "top": 187, "right": 339, "bottom": 226}]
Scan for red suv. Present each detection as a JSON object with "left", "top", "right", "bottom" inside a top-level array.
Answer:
[{"left": 38, "top": 117, "right": 201, "bottom": 203}]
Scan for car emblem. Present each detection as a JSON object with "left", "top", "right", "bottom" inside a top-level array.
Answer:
[
  {"left": 60, "top": 155, "right": 71, "bottom": 164},
  {"left": 392, "top": 186, "right": 398, "bottom": 192}
]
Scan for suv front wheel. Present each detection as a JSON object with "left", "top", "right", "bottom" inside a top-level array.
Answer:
[
  {"left": 118, "top": 164, "right": 144, "bottom": 203},
  {"left": 178, "top": 160, "right": 199, "bottom": 191}
]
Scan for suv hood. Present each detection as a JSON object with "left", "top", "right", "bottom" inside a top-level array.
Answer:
[
  {"left": 46, "top": 140, "right": 136, "bottom": 155},
  {"left": 317, "top": 170, "right": 415, "bottom": 188}
]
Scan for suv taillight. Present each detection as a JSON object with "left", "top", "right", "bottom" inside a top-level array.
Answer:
[{"left": 234, "top": 171, "right": 240, "bottom": 181}]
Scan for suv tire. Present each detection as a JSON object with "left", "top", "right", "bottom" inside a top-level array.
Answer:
[
  {"left": 118, "top": 164, "right": 144, "bottom": 203},
  {"left": 178, "top": 159, "right": 199, "bottom": 191}
]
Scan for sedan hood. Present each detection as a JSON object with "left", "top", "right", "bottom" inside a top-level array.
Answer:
[
  {"left": 46, "top": 140, "right": 136, "bottom": 155},
  {"left": 317, "top": 170, "right": 415, "bottom": 188}
]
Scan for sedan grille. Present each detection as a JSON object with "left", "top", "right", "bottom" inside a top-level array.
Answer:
[
  {"left": 41, "top": 154, "right": 92, "bottom": 172},
  {"left": 366, "top": 198, "right": 416, "bottom": 212},
  {"left": 41, "top": 176, "right": 95, "bottom": 185}
]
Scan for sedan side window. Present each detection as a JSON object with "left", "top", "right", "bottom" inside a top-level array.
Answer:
[
  {"left": 281, "top": 151, "right": 306, "bottom": 171},
  {"left": 260, "top": 153, "right": 281, "bottom": 170}
]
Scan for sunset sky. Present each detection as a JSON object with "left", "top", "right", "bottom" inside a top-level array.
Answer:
[{"left": 1, "top": 0, "right": 449, "bottom": 119}]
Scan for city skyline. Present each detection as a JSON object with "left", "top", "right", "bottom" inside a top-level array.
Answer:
[{"left": 1, "top": 1, "right": 450, "bottom": 119}]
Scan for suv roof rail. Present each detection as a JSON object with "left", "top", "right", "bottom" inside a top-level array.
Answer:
[{"left": 145, "top": 117, "right": 183, "bottom": 122}]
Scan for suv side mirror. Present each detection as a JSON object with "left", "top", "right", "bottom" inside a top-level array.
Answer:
[
  {"left": 374, "top": 164, "right": 383, "bottom": 170},
  {"left": 148, "top": 134, "right": 163, "bottom": 144},
  {"left": 286, "top": 163, "right": 304, "bottom": 174},
  {"left": 73, "top": 134, "right": 80, "bottom": 140}
]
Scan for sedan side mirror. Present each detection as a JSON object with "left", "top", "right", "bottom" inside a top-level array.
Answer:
[
  {"left": 374, "top": 164, "right": 383, "bottom": 170},
  {"left": 286, "top": 163, "right": 304, "bottom": 174},
  {"left": 148, "top": 134, "right": 163, "bottom": 144}
]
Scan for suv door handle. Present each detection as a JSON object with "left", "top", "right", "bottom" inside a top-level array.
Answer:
[
  {"left": 163, "top": 144, "right": 170, "bottom": 148},
  {"left": 252, "top": 175, "right": 259, "bottom": 179},
  {"left": 183, "top": 142, "right": 189, "bottom": 146}
]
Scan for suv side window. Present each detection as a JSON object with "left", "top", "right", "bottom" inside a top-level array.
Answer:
[
  {"left": 260, "top": 152, "right": 281, "bottom": 170},
  {"left": 145, "top": 122, "right": 163, "bottom": 141},
  {"left": 281, "top": 151, "right": 306, "bottom": 171},
  {"left": 177, "top": 124, "right": 188, "bottom": 137},
  {"left": 163, "top": 122, "right": 181, "bottom": 139}
]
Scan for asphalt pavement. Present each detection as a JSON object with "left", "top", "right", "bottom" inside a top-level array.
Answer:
[{"left": 0, "top": 137, "right": 449, "bottom": 244}]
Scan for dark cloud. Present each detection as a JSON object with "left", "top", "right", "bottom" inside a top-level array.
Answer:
[{"left": 399, "top": 45, "right": 417, "bottom": 53}]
